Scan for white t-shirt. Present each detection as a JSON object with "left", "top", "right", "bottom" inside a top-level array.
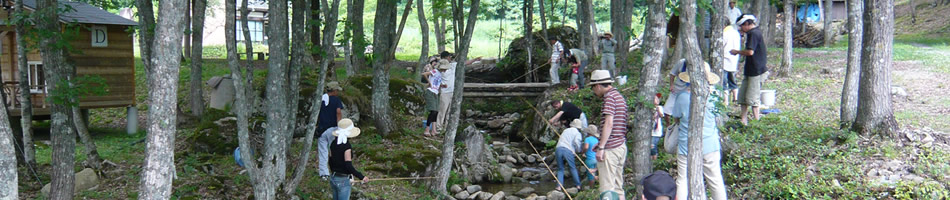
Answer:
[
  {"left": 728, "top": 7, "right": 742, "bottom": 25},
  {"left": 441, "top": 62, "right": 458, "bottom": 93},
  {"left": 722, "top": 25, "right": 742, "bottom": 72}
]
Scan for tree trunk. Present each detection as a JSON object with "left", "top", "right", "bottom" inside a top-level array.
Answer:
[
  {"left": 137, "top": 0, "right": 156, "bottom": 83},
  {"left": 416, "top": 0, "right": 430, "bottom": 82},
  {"left": 190, "top": 0, "right": 207, "bottom": 117},
  {"left": 524, "top": 0, "right": 535, "bottom": 82},
  {"left": 576, "top": 0, "right": 593, "bottom": 58},
  {"left": 678, "top": 0, "right": 711, "bottom": 198},
  {"left": 371, "top": 0, "right": 398, "bottom": 136},
  {"left": 257, "top": 0, "right": 291, "bottom": 197},
  {"left": 824, "top": 0, "right": 834, "bottom": 46},
  {"left": 311, "top": 0, "right": 322, "bottom": 62},
  {"left": 910, "top": 0, "right": 916, "bottom": 24},
  {"left": 779, "top": 0, "right": 793, "bottom": 77},
  {"left": 15, "top": 0, "right": 35, "bottom": 167},
  {"left": 393, "top": 0, "right": 415, "bottom": 53},
  {"left": 139, "top": 0, "right": 187, "bottom": 198},
  {"left": 241, "top": 0, "right": 254, "bottom": 103},
  {"left": 611, "top": 0, "right": 634, "bottom": 73},
  {"left": 753, "top": 0, "right": 772, "bottom": 45},
  {"left": 184, "top": 0, "right": 192, "bottom": 60},
  {"left": 432, "top": 0, "right": 480, "bottom": 196},
  {"left": 285, "top": 0, "right": 335, "bottom": 195},
  {"left": 629, "top": 0, "right": 668, "bottom": 196},
  {"left": 432, "top": 0, "right": 447, "bottom": 53},
  {"left": 226, "top": 0, "right": 264, "bottom": 197},
  {"left": 852, "top": 0, "right": 897, "bottom": 136},
  {"left": 349, "top": 0, "right": 368, "bottom": 70},
  {"left": 697, "top": 9, "right": 708, "bottom": 57},
  {"left": 538, "top": 0, "right": 551, "bottom": 50},
  {"left": 840, "top": 0, "right": 863, "bottom": 126},
  {"left": 37, "top": 0, "right": 77, "bottom": 198},
  {"left": 586, "top": 0, "right": 598, "bottom": 54},
  {"left": 709, "top": 0, "right": 726, "bottom": 76},
  {"left": 72, "top": 107, "right": 101, "bottom": 169},
  {"left": 0, "top": 102, "right": 13, "bottom": 199}
]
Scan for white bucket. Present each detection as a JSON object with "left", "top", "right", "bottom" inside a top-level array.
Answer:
[{"left": 760, "top": 90, "right": 776, "bottom": 107}]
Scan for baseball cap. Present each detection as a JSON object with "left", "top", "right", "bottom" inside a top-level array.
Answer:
[{"left": 642, "top": 171, "right": 677, "bottom": 200}]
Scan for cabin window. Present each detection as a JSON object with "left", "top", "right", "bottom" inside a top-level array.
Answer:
[
  {"left": 27, "top": 62, "right": 45, "bottom": 94},
  {"left": 236, "top": 20, "right": 264, "bottom": 42}
]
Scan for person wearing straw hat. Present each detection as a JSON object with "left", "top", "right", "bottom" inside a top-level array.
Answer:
[
  {"left": 329, "top": 119, "right": 369, "bottom": 200},
  {"left": 581, "top": 125, "right": 599, "bottom": 188},
  {"left": 422, "top": 60, "right": 448, "bottom": 136},
  {"left": 670, "top": 62, "right": 727, "bottom": 200},
  {"left": 731, "top": 14, "right": 769, "bottom": 125},
  {"left": 317, "top": 81, "right": 346, "bottom": 178},
  {"left": 727, "top": 0, "right": 743, "bottom": 26},
  {"left": 555, "top": 119, "right": 585, "bottom": 190},
  {"left": 589, "top": 69, "right": 628, "bottom": 199},
  {"left": 598, "top": 32, "right": 618, "bottom": 77}
]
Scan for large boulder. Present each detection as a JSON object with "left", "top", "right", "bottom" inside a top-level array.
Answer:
[
  {"left": 546, "top": 190, "right": 566, "bottom": 200},
  {"left": 456, "top": 191, "right": 471, "bottom": 200},
  {"left": 490, "top": 191, "right": 506, "bottom": 200},
  {"left": 515, "top": 187, "right": 536, "bottom": 197},
  {"left": 456, "top": 126, "right": 498, "bottom": 183},
  {"left": 42, "top": 168, "right": 99, "bottom": 196},
  {"left": 468, "top": 26, "right": 580, "bottom": 83},
  {"left": 466, "top": 185, "right": 483, "bottom": 194}
]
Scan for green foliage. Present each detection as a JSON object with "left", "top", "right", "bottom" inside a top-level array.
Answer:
[
  {"left": 893, "top": 181, "right": 950, "bottom": 200},
  {"left": 48, "top": 75, "right": 110, "bottom": 107}
]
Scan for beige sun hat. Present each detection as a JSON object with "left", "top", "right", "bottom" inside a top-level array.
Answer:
[
  {"left": 589, "top": 70, "right": 615, "bottom": 85},
  {"left": 677, "top": 62, "right": 721, "bottom": 85},
  {"left": 586, "top": 125, "right": 599, "bottom": 137},
  {"left": 437, "top": 60, "right": 452, "bottom": 70},
  {"left": 333, "top": 119, "right": 361, "bottom": 138},
  {"left": 570, "top": 119, "right": 584, "bottom": 130},
  {"left": 327, "top": 81, "right": 343, "bottom": 91},
  {"left": 603, "top": 32, "right": 613, "bottom": 37}
]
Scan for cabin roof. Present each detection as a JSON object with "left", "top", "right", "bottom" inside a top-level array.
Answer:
[{"left": 22, "top": 0, "right": 138, "bottom": 26}]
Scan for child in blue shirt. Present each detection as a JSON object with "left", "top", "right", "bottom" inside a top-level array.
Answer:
[{"left": 581, "top": 125, "right": 599, "bottom": 187}]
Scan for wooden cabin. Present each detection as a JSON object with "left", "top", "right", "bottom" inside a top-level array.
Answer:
[{"left": 0, "top": 0, "right": 138, "bottom": 117}]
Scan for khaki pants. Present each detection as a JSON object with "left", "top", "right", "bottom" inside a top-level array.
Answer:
[
  {"left": 675, "top": 152, "right": 727, "bottom": 200},
  {"left": 598, "top": 144, "right": 626, "bottom": 198},
  {"left": 436, "top": 91, "right": 453, "bottom": 128}
]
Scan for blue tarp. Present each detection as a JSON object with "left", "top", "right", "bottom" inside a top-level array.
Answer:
[{"left": 797, "top": 4, "right": 821, "bottom": 23}]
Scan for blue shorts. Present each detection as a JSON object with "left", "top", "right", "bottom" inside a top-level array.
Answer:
[
  {"left": 722, "top": 71, "right": 738, "bottom": 90},
  {"left": 650, "top": 136, "right": 661, "bottom": 156},
  {"left": 585, "top": 159, "right": 597, "bottom": 181}
]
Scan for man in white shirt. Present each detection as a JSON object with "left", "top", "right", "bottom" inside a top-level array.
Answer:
[
  {"left": 728, "top": 0, "right": 742, "bottom": 25},
  {"left": 721, "top": 24, "right": 742, "bottom": 104},
  {"left": 549, "top": 37, "right": 565, "bottom": 85}
]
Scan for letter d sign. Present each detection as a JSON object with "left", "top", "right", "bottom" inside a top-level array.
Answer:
[{"left": 91, "top": 25, "right": 108, "bottom": 47}]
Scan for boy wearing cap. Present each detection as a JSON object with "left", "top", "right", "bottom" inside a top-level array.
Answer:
[
  {"left": 599, "top": 33, "right": 617, "bottom": 76},
  {"left": 671, "top": 62, "right": 727, "bottom": 200},
  {"left": 555, "top": 119, "right": 585, "bottom": 190},
  {"left": 317, "top": 82, "right": 345, "bottom": 178},
  {"left": 731, "top": 14, "right": 769, "bottom": 125},
  {"left": 589, "top": 69, "right": 628, "bottom": 199},
  {"left": 549, "top": 37, "right": 565, "bottom": 85},
  {"left": 641, "top": 171, "right": 677, "bottom": 200}
]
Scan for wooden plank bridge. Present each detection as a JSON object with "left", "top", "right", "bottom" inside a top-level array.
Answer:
[{"left": 462, "top": 82, "right": 552, "bottom": 98}]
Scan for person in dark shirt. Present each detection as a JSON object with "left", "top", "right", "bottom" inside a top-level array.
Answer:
[
  {"left": 329, "top": 119, "right": 368, "bottom": 200},
  {"left": 318, "top": 82, "right": 345, "bottom": 134},
  {"left": 548, "top": 100, "right": 588, "bottom": 128},
  {"left": 730, "top": 14, "right": 769, "bottom": 125}
]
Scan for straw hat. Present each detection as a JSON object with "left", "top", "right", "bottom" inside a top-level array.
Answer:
[
  {"left": 570, "top": 119, "right": 584, "bottom": 130},
  {"left": 677, "top": 62, "right": 720, "bottom": 85},
  {"left": 333, "top": 119, "right": 361, "bottom": 138},
  {"left": 437, "top": 60, "right": 452, "bottom": 70},
  {"left": 602, "top": 32, "right": 613, "bottom": 37},
  {"left": 586, "top": 125, "right": 599, "bottom": 137},
  {"left": 589, "top": 70, "right": 615, "bottom": 85},
  {"left": 326, "top": 81, "right": 343, "bottom": 91}
]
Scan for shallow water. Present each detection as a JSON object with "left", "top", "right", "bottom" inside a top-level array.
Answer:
[{"left": 480, "top": 181, "right": 562, "bottom": 196}]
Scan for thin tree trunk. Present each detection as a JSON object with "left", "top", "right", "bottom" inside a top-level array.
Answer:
[
  {"left": 697, "top": 9, "right": 708, "bottom": 57},
  {"left": 416, "top": 0, "right": 431, "bottom": 81},
  {"left": 824, "top": 0, "right": 834, "bottom": 46},
  {"left": 629, "top": 0, "right": 668, "bottom": 196},
  {"left": 190, "top": 0, "right": 207, "bottom": 117},
  {"left": 840, "top": 0, "right": 863, "bottom": 126},
  {"left": 240, "top": 0, "right": 255, "bottom": 116},
  {"left": 586, "top": 0, "right": 598, "bottom": 55},
  {"left": 393, "top": 0, "right": 415, "bottom": 53},
  {"left": 72, "top": 107, "right": 101, "bottom": 169},
  {"left": 853, "top": 0, "right": 897, "bottom": 137},
  {"left": 779, "top": 0, "right": 793, "bottom": 77},
  {"left": 709, "top": 0, "right": 726, "bottom": 76},
  {"left": 137, "top": 0, "right": 155, "bottom": 83},
  {"left": 0, "top": 102, "right": 13, "bottom": 199},
  {"left": 524, "top": 0, "right": 535, "bottom": 82},
  {"left": 910, "top": 0, "right": 916, "bottom": 24},
  {"left": 311, "top": 0, "right": 322, "bottom": 63},
  {"left": 538, "top": 0, "right": 551, "bottom": 50},
  {"left": 432, "top": 0, "right": 480, "bottom": 196},
  {"left": 432, "top": 0, "right": 447, "bottom": 53},
  {"left": 15, "top": 0, "right": 35, "bottom": 167},
  {"left": 259, "top": 0, "right": 291, "bottom": 197},
  {"left": 372, "top": 0, "right": 398, "bottom": 136},
  {"left": 37, "top": 0, "right": 77, "bottom": 198},
  {"left": 611, "top": 0, "right": 634, "bottom": 73},
  {"left": 576, "top": 0, "right": 592, "bottom": 57},
  {"left": 753, "top": 0, "right": 772, "bottom": 45},
  {"left": 139, "top": 0, "right": 187, "bottom": 198},
  {"left": 678, "top": 0, "right": 710, "bottom": 198},
  {"left": 184, "top": 0, "right": 192, "bottom": 60},
  {"left": 285, "top": 0, "right": 334, "bottom": 194},
  {"left": 226, "top": 0, "right": 264, "bottom": 197},
  {"left": 349, "top": 0, "right": 367, "bottom": 70}
]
